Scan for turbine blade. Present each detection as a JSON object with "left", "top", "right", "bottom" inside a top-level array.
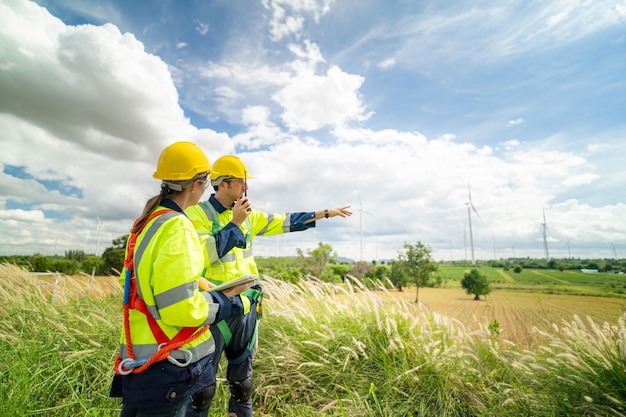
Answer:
[{"left": 470, "top": 203, "right": 481, "bottom": 219}]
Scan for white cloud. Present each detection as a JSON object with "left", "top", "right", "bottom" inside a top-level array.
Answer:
[
  {"left": 195, "top": 21, "right": 209, "bottom": 36},
  {"left": 507, "top": 118, "right": 525, "bottom": 126},
  {"left": 232, "top": 106, "right": 290, "bottom": 149},
  {"left": 0, "top": 209, "right": 45, "bottom": 222},
  {"left": 352, "top": 1, "right": 626, "bottom": 75},
  {"left": 377, "top": 57, "right": 396, "bottom": 71},
  {"left": 263, "top": 0, "right": 335, "bottom": 40},
  {"left": 287, "top": 40, "right": 325, "bottom": 65},
  {"left": 0, "top": 0, "right": 230, "bottom": 255},
  {"left": 273, "top": 65, "right": 370, "bottom": 131},
  {"left": 1, "top": 0, "right": 624, "bottom": 262}
]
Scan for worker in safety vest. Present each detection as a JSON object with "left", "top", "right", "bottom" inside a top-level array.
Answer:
[
  {"left": 109, "top": 142, "right": 254, "bottom": 417},
  {"left": 185, "top": 155, "right": 351, "bottom": 417}
]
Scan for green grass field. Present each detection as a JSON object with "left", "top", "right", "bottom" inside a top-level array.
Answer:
[
  {"left": 435, "top": 265, "right": 626, "bottom": 297},
  {"left": 2, "top": 263, "right": 626, "bottom": 417}
]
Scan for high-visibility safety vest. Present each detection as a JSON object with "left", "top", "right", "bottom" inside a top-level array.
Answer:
[
  {"left": 115, "top": 206, "right": 221, "bottom": 374},
  {"left": 186, "top": 200, "right": 292, "bottom": 283}
]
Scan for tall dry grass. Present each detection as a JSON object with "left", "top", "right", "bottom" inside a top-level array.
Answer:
[
  {"left": 0, "top": 263, "right": 122, "bottom": 416},
  {"left": 255, "top": 275, "right": 626, "bottom": 416},
  {"left": 1, "top": 263, "right": 625, "bottom": 416}
]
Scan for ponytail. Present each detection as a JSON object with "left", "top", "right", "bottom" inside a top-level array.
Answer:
[
  {"left": 130, "top": 183, "right": 183, "bottom": 233},
  {"left": 130, "top": 195, "right": 162, "bottom": 233}
]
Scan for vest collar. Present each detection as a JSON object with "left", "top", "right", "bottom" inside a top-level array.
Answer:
[
  {"left": 209, "top": 194, "right": 229, "bottom": 214},
  {"left": 160, "top": 198, "right": 186, "bottom": 215}
]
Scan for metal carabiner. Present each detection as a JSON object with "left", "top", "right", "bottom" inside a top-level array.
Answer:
[
  {"left": 158, "top": 343, "right": 193, "bottom": 368},
  {"left": 117, "top": 357, "right": 137, "bottom": 376}
]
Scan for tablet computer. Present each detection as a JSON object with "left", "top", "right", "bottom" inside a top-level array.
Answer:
[{"left": 206, "top": 275, "right": 260, "bottom": 292}]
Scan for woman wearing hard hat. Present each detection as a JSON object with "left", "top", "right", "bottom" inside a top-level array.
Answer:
[{"left": 110, "top": 142, "right": 254, "bottom": 417}]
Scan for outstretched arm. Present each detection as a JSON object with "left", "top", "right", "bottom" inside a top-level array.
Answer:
[{"left": 303, "top": 205, "right": 352, "bottom": 224}]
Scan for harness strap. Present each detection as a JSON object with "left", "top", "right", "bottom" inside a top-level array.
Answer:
[{"left": 115, "top": 209, "right": 209, "bottom": 375}]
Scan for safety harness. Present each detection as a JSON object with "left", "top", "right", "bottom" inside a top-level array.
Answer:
[{"left": 114, "top": 209, "right": 210, "bottom": 375}]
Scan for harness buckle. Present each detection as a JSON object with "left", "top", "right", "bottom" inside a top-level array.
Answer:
[
  {"left": 117, "top": 357, "right": 148, "bottom": 375},
  {"left": 158, "top": 343, "right": 193, "bottom": 368}
]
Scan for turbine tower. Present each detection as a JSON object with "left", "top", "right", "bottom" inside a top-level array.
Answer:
[
  {"left": 465, "top": 184, "right": 481, "bottom": 265},
  {"left": 95, "top": 215, "right": 103, "bottom": 256},
  {"left": 357, "top": 192, "right": 374, "bottom": 261},
  {"left": 541, "top": 209, "right": 550, "bottom": 261}
]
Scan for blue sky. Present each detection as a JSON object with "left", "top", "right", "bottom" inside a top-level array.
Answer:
[{"left": 1, "top": 0, "right": 625, "bottom": 261}]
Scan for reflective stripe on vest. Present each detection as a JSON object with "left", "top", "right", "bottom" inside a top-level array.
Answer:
[
  {"left": 134, "top": 212, "right": 179, "bottom": 321},
  {"left": 120, "top": 210, "right": 212, "bottom": 364}
]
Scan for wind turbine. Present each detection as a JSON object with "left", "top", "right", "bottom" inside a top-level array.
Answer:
[
  {"left": 541, "top": 209, "right": 550, "bottom": 261},
  {"left": 95, "top": 216, "right": 103, "bottom": 256},
  {"left": 357, "top": 192, "right": 374, "bottom": 261},
  {"left": 465, "top": 184, "right": 481, "bottom": 265}
]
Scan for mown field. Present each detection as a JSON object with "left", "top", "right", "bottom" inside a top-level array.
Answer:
[
  {"left": 397, "top": 266, "right": 626, "bottom": 347},
  {"left": 436, "top": 265, "right": 626, "bottom": 297}
]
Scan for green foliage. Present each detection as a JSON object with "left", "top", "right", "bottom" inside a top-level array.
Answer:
[
  {"left": 100, "top": 246, "right": 124, "bottom": 275},
  {"left": 349, "top": 260, "right": 373, "bottom": 279},
  {"left": 513, "top": 265, "right": 522, "bottom": 273},
  {"left": 31, "top": 253, "right": 52, "bottom": 272},
  {"left": 329, "top": 264, "right": 349, "bottom": 281},
  {"left": 111, "top": 234, "right": 129, "bottom": 249},
  {"left": 52, "top": 258, "right": 78, "bottom": 274},
  {"left": 396, "top": 241, "right": 439, "bottom": 302},
  {"left": 389, "top": 260, "right": 408, "bottom": 291},
  {"left": 256, "top": 257, "right": 303, "bottom": 283},
  {"left": 82, "top": 256, "right": 103, "bottom": 275},
  {"left": 461, "top": 268, "right": 492, "bottom": 300},
  {"left": 65, "top": 249, "right": 87, "bottom": 262},
  {"left": 488, "top": 319, "right": 500, "bottom": 336},
  {"left": 371, "top": 264, "right": 389, "bottom": 280},
  {"left": 296, "top": 242, "right": 336, "bottom": 281}
]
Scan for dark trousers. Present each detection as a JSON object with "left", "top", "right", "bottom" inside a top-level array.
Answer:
[
  {"left": 113, "top": 354, "right": 213, "bottom": 417},
  {"left": 187, "top": 311, "right": 257, "bottom": 417},
  {"left": 121, "top": 400, "right": 189, "bottom": 417}
]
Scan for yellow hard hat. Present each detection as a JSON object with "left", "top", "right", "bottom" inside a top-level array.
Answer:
[
  {"left": 153, "top": 141, "right": 214, "bottom": 181},
  {"left": 210, "top": 155, "right": 253, "bottom": 181}
]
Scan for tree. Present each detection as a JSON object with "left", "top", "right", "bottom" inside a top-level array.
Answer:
[
  {"left": 349, "top": 261, "right": 373, "bottom": 279},
  {"left": 100, "top": 235, "right": 128, "bottom": 275},
  {"left": 389, "top": 260, "right": 408, "bottom": 291},
  {"left": 461, "top": 268, "right": 492, "bottom": 300},
  {"left": 396, "top": 241, "right": 439, "bottom": 303},
  {"left": 296, "top": 242, "right": 336, "bottom": 281}
]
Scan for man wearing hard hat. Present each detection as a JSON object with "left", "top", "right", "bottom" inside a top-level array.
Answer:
[{"left": 185, "top": 155, "right": 351, "bottom": 417}]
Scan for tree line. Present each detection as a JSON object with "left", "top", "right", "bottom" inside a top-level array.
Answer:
[{"left": 2, "top": 235, "right": 624, "bottom": 303}]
